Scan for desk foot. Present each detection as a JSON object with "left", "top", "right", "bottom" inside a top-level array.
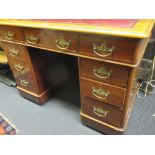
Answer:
[
  {"left": 17, "top": 71, "right": 69, "bottom": 105},
  {"left": 17, "top": 86, "right": 52, "bottom": 105}
]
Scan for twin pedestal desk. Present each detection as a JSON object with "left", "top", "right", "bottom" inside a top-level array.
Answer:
[{"left": 0, "top": 19, "right": 154, "bottom": 134}]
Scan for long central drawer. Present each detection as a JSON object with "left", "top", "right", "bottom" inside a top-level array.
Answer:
[{"left": 22, "top": 28, "right": 78, "bottom": 52}]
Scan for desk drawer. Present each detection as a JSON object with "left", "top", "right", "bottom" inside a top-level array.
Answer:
[
  {"left": 79, "top": 58, "right": 129, "bottom": 87},
  {"left": 79, "top": 35, "right": 138, "bottom": 63},
  {"left": 0, "top": 26, "right": 23, "bottom": 42},
  {"left": 7, "top": 58, "right": 39, "bottom": 93},
  {"left": 23, "top": 28, "right": 78, "bottom": 52},
  {"left": 81, "top": 96, "right": 123, "bottom": 127},
  {"left": 2, "top": 42, "right": 29, "bottom": 60},
  {"left": 80, "top": 78, "right": 126, "bottom": 108}
]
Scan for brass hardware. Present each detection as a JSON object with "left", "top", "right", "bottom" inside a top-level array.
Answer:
[
  {"left": 20, "top": 79, "right": 29, "bottom": 87},
  {"left": 26, "top": 34, "right": 38, "bottom": 44},
  {"left": 15, "top": 64, "right": 24, "bottom": 72},
  {"left": 4, "top": 31, "right": 14, "bottom": 40},
  {"left": 55, "top": 38, "right": 71, "bottom": 49},
  {"left": 93, "top": 66, "right": 112, "bottom": 79},
  {"left": 93, "top": 106, "right": 109, "bottom": 117},
  {"left": 9, "top": 48, "right": 19, "bottom": 57},
  {"left": 92, "top": 86, "right": 110, "bottom": 100},
  {"left": 93, "top": 41, "right": 115, "bottom": 57}
]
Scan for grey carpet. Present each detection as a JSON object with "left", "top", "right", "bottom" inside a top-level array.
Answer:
[{"left": 0, "top": 79, "right": 155, "bottom": 135}]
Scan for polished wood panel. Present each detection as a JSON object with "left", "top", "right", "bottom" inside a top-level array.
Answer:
[
  {"left": 121, "top": 66, "right": 139, "bottom": 127},
  {"left": 133, "top": 38, "right": 150, "bottom": 65},
  {"left": 7, "top": 57, "right": 39, "bottom": 93},
  {"left": 79, "top": 58, "right": 130, "bottom": 87},
  {"left": 6, "top": 56, "right": 31, "bottom": 74},
  {"left": 80, "top": 77, "right": 126, "bottom": 108},
  {"left": 0, "top": 26, "right": 23, "bottom": 42},
  {"left": 1, "top": 42, "right": 29, "bottom": 60},
  {"left": 79, "top": 34, "right": 139, "bottom": 63},
  {"left": 81, "top": 96, "right": 123, "bottom": 127},
  {"left": 23, "top": 28, "right": 78, "bottom": 52}
]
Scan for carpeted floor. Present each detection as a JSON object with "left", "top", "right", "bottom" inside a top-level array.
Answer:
[{"left": 0, "top": 78, "right": 155, "bottom": 135}]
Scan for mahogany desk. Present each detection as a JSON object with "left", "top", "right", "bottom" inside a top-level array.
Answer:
[{"left": 0, "top": 19, "right": 154, "bottom": 134}]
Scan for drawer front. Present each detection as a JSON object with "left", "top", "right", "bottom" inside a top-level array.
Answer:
[
  {"left": 79, "top": 35, "right": 138, "bottom": 63},
  {"left": 1, "top": 42, "right": 29, "bottom": 60},
  {"left": 81, "top": 96, "right": 123, "bottom": 127},
  {"left": 7, "top": 58, "right": 39, "bottom": 93},
  {"left": 0, "top": 26, "right": 23, "bottom": 42},
  {"left": 80, "top": 78, "right": 126, "bottom": 108},
  {"left": 79, "top": 58, "right": 129, "bottom": 87},
  {"left": 23, "top": 28, "right": 78, "bottom": 52}
]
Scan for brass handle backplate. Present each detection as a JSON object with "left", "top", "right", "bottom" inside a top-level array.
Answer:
[
  {"left": 92, "top": 86, "right": 110, "bottom": 100},
  {"left": 93, "top": 66, "right": 112, "bottom": 79},
  {"left": 55, "top": 38, "right": 71, "bottom": 49},
  {"left": 93, "top": 41, "right": 115, "bottom": 57},
  {"left": 15, "top": 64, "right": 24, "bottom": 72},
  {"left": 93, "top": 106, "right": 109, "bottom": 117},
  {"left": 20, "top": 79, "right": 29, "bottom": 87},
  {"left": 4, "top": 31, "right": 14, "bottom": 40},
  {"left": 26, "top": 34, "right": 38, "bottom": 44},
  {"left": 9, "top": 48, "right": 19, "bottom": 57}
]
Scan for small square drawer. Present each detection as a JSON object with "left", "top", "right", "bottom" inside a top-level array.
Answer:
[
  {"left": 0, "top": 26, "right": 23, "bottom": 42},
  {"left": 79, "top": 58, "right": 130, "bottom": 87},
  {"left": 22, "top": 28, "right": 78, "bottom": 52},
  {"left": 1, "top": 42, "right": 29, "bottom": 60},
  {"left": 79, "top": 35, "right": 139, "bottom": 63},
  {"left": 80, "top": 77, "right": 126, "bottom": 108},
  {"left": 7, "top": 58, "right": 39, "bottom": 94},
  {"left": 81, "top": 96, "right": 123, "bottom": 127}
]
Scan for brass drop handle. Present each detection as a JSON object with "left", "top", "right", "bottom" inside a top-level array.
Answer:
[
  {"left": 93, "top": 106, "right": 109, "bottom": 117},
  {"left": 93, "top": 66, "right": 112, "bottom": 79},
  {"left": 93, "top": 41, "right": 115, "bottom": 57},
  {"left": 9, "top": 48, "right": 19, "bottom": 57},
  {"left": 55, "top": 38, "right": 71, "bottom": 49},
  {"left": 20, "top": 79, "right": 29, "bottom": 87},
  {"left": 26, "top": 34, "right": 38, "bottom": 44},
  {"left": 15, "top": 64, "right": 24, "bottom": 72},
  {"left": 4, "top": 31, "right": 14, "bottom": 40},
  {"left": 92, "top": 86, "right": 110, "bottom": 100}
]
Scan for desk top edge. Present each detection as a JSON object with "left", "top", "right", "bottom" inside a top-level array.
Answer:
[{"left": 0, "top": 19, "right": 154, "bottom": 38}]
